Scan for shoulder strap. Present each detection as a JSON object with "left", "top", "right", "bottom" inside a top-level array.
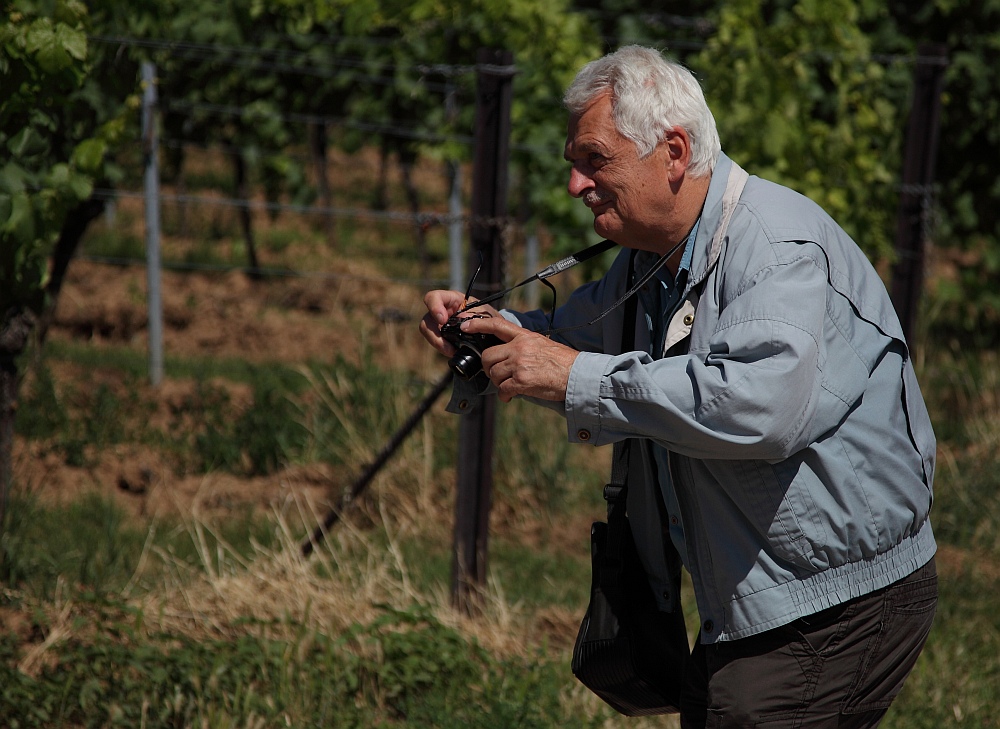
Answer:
[{"left": 606, "top": 250, "right": 639, "bottom": 518}]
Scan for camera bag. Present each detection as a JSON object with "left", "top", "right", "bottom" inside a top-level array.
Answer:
[
  {"left": 571, "top": 253, "right": 690, "bottom": 715},
  {"left": 571, "top": 440, "right": 690, "bottom": 715}
]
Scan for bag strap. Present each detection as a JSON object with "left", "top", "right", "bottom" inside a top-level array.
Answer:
[{"left": 604, "top": 250, "right": 638, "bottom": 530}]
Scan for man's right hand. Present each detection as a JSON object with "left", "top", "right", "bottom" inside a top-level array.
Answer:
[{"left": 419, "top": 289, "right": 500, "bottom": 357}]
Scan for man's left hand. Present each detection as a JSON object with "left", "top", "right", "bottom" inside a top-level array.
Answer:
[{"left": 459, "top": 316, "right": 578, "bottom": 403}]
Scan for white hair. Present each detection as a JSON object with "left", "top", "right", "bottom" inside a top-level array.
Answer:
[{"left": 564, "top": 46, "right": 721, "bottom": 177}]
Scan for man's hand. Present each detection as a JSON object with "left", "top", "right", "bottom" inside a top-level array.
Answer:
[
  {"left": 419, "top": 290, "right": 500, "bottom": 356},
  {"left": 460, "top": 315, "right": 579, "bottom": 403}
]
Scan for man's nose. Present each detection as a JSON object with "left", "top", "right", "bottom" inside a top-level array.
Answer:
[{"left": 567, "top": 166, "right": 594, "bottom": 198}]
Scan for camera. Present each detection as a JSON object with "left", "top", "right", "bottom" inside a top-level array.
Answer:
[{"left": 440, "top": 313, "right": 503, "bottom": 380}]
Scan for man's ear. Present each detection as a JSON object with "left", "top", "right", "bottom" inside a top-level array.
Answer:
[{"left": 663, "top": 127, "right": 692, "bottom": 182}]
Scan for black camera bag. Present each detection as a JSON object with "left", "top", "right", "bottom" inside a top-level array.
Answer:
[{"left": 571, "top": 440, "right": 690, "bottom": 716}]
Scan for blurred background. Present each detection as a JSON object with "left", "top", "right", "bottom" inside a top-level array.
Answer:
[{"left": 2, "top": 0, "right": 998, "bottom": 726}]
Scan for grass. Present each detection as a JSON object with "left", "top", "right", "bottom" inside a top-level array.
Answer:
[
  {"left": 18, "top": 343, "right": 321, "bottom": 476},
  {"left": 0, "top": 598, "right": 611, "bottom": 729},
  {"left": 4, "top": 343, "right": 997, "bottom": 728},
  {"left": 0, "top": 469, "right": 617, "bottom": 727},
  {"left": 6, "top": 470, "right": 992, "bottom": 727},
  {"left": 41, "top": 338, "right": 307, "bottom": 389}
]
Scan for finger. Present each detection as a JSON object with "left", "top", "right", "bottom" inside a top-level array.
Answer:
[
  {"left": 423, "top": 290, "right": 467, "bottom": 325},
  {"left": 493, "top": 361, "right": 527, "bottom": 402},
  {"left": 459, "top": 314, "right": 523, "bottom": 343},
  {"left": 419, "top": 312, "right": 456, "bottom": 356}
]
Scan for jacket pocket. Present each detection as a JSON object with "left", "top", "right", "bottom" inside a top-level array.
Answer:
[{"left": 734, "top": 457, "right": 831, "bottom": 572}]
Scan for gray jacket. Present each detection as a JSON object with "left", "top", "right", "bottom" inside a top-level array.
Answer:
[{"left": 507, "top": 153, "right": 937, "bottom": 643}]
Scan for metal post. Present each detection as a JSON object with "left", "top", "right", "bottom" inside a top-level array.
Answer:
[
  {"left": 448, "top": 161, "right": 464, "bottom": 292},
  {"left": 446, "top": 84, "right": 465, "bottom": 292},
  {"left": 451, "top": 49, "right": 514, "bottom": 612},
  {"left": 891, "top": 44, "right": 948, "bottom": 345},
  {"left": 142, "top": 61, "right": 164, "bottom": 386}
]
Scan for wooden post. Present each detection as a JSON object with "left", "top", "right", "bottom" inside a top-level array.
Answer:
[
  {"left": 451, "top": 49, "right": 514, "bottom": 612},
  {"left": 891, "top": 44, "right": 948, "bottom": 345}
]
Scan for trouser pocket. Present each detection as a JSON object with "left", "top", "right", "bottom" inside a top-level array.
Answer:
[{"left": 842, "top": 558, "right": 938, "bottom": 714}]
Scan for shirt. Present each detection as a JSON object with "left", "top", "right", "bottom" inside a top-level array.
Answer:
[{"left": 638, "top": 220, "right": 699, "bottom": 569}]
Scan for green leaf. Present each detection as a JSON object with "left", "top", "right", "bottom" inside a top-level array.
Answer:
[
  {"left": 67, "top": 171, "right": 93, "bottom": 201},
  {"left": 71, "top": 138, "right": 106, "bottom": 175},
  {"left": 46, "top": 162, "right": 71, "bottom": 188},
  {"left": 7, "top": 127, "right": 49, "bottom": 160},
  {"left": 53, "top": 0, "right": 89, "bottom": 27},
  {"left": 25, "top": 20, "right": 70, "bottom": 74},
  {"left": 55, "top": 22, "right": 87, "bottom": 62},
  {"left": 24, "top": 19, "right": 86, "bottom": 74},
  {"left": 0, "top": 162, "right": 28, "bottom": 194},
  {"left": 2, "top": 191, "right": 36, "bottom": 245}
]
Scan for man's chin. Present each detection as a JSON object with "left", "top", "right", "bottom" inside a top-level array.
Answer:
[{"left": 592, "top": 214, "right": 618, "bottom": 240}]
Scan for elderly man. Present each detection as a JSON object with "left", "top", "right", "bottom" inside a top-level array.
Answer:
[{"left": 420, "top": 46, "right": 937, "bottom": 728}]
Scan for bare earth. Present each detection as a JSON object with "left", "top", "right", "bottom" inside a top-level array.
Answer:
[{"left": 12, "top": 255, "right": 440, "bottom": 524}]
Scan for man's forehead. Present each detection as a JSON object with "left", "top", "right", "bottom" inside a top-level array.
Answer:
[
  {"left": 565, "top": 99, "right": 620, "bottom": 156},
  {"left": 563, "top": 133, "right": 605, "bottom": 159}
]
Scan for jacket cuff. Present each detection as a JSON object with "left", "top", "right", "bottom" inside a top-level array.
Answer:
[{"left": 565, "top": 351, "right": 614, "bottom": 444}]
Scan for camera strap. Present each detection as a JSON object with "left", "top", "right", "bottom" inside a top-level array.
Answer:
[
  {"left": 544, "top": 241, "right": 679, "bottom": 338},
  {"left": 457, "top": 237, "right": 685, "bottom": 339},
  {"left": 456, "top": 238, "right": 616, "bottom": 313}
]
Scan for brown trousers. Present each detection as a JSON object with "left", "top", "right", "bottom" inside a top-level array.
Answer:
[{"left": 680, "top": 558, "right": 938, "bottom": 728}]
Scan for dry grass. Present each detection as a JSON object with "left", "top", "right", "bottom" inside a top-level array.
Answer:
[{"left": 131, "top": 474, "right": 553, "bottom": 662}]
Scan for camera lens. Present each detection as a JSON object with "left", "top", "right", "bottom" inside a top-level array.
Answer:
[{"left": 448, "top": 349, "right": 482, "bottom": 379}]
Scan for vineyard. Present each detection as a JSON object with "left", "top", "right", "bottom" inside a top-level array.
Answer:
[{"left": 3, "top": 0, "right": 1000, "bottom": 726}]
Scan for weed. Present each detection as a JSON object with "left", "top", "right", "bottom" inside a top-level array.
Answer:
[
  {"left": 489, "top": 540, "right": 591, "bottom": 610},
  {"left": 16, "top": 363, "right": 151, "bottom": 467},
  {"left": 178, "top": 381, "right": 242, "bottom": 472},
  {"left": 931, "top": 454, "right": 1000, "bottom": 559},
  {"left": 0, "top": 598, "right": 610, "bottom": 729},
  {"left": 81, "top": 227, "right": 145, "bottom": 261},
  {"left": 169, "top": 374, "right": 307, "bottom": 477},
  {"left": 15, "top": 365, "right": 68, "bottom": 441},
  {"left": 494, "top": 398, "right": 606, "bottom": 516},
  {"left": 0, "top": 492, "right": 146, "bottom": 598},
  {"left": 300, "top": 353, "right": 435, "bottom": 468},
  {"left": 183, "top": 236, "right": 232, "bottom": 267},
  {"left": 262, "top": 227, "right": 298, "bottom": 254},
  {"left": 235, "top": 374, "right": 308, "bottom": 476}
]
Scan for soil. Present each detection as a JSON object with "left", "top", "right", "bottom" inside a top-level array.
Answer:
[{"left": 11, "top": 254, "right": 441, "bottom": 524}]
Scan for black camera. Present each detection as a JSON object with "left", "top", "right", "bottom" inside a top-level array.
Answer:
[{"left": 440, "top": 313, "right": 503, "bottom": 380}]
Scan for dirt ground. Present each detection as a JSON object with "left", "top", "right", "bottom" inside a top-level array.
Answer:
[{"left": 11, "top": 254, "right": 440, "bottom": 524}]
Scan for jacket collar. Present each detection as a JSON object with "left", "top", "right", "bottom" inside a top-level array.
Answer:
[{"left": 687, "top": 152, "right": 734, "bottom": 289}]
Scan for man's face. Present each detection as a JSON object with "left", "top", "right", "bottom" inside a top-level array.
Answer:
[{"left": 564, "top": 93, "right": 677, "bottom": 252}]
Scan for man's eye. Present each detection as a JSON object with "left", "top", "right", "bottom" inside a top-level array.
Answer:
[{"left": 589, "top": 153, "right": 607, "bottom": 168}]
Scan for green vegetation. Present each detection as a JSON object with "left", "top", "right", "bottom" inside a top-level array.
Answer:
[
  {"left": 4, "top": 338, "right": 999, "bottom": 727},
  {"left": 0, "top": 599, "right": 611, "bottom": 729}
]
